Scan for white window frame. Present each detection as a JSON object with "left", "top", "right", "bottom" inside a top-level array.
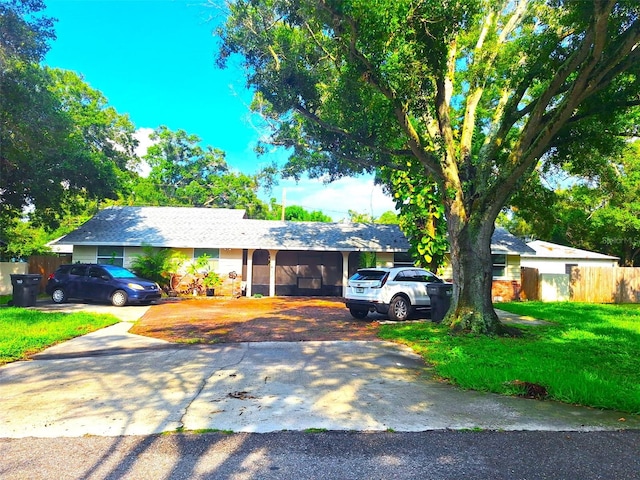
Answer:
[{"left": 97, "top": 246, "right": 124, "bottom": 267}]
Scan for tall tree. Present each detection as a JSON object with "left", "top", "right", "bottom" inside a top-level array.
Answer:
[
  {"left": 132, "top": 126, "right": 269, "bottom": 216},
  {"left": 1, "top": 0, "right": 57, "bottom": 225},
  {"left": 217, "top": 0, "right": 640, "bottom": 333},
  {"left": 1, "top": 2, "right": 134, "bottom": 231},
  {"left": 0, "top": 0, "right": 54, "bottom": 68}
]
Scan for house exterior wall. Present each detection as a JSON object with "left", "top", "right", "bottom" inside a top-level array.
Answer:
[
  {"left": 504, "top": 255, "right": 521, "bottom": 280},
  {"left": 442, "top": 253, "right": 522, "bottom": 281},
  {"left": 72, "top": 245, "right": 98, "bottom": 264},
  {"left": 376, "top": 252, "right": 394, "bottom": 267},
  {"left": 520, "top": 257, "right": 617, "bottom": 274},
  {"left": 219, "top": 249, "right": 243, "bottom": 277}
]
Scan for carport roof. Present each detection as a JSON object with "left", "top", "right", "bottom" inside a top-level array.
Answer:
[{"left": 55, "top": 206, "right": 411, "bottom": 252}]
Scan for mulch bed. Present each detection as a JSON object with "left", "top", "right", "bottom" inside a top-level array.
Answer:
[{"left": 129, "top": 296, "right": 381, "bottom": 344}]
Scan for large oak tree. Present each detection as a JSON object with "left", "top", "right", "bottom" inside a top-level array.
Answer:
[
  {"left": 1, "top": 1, "right": 136, "bottom": 231},
  {"left": 217, "top": 0, "right": 640, "bottom": 333}
]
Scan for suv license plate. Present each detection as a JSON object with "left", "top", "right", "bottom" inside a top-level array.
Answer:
[{"left": 356, "top": 287, "right": 364, "bottom": 293}]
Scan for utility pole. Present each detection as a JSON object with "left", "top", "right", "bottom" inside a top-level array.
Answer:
[{"left": 281, "top": 188, "right": 286, "bottom": 221}]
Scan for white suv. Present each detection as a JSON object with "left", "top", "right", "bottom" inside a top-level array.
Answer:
[{"left": 345, "top": 267, "right": 450, "bottom": 321}]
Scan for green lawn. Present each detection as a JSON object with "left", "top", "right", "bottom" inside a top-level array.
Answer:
[
  {"left": 0, "top": 307, "right": 119, "bottom": 365},
  {"left": 378, "top": 302, "right": 640, "bottom": 414}
]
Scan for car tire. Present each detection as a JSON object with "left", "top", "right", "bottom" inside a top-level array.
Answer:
[
  {"left": 111, "top": 290, "right": 128, "bottom": 307},
  {"left": 349, "top": 308, "right": 368, "bottom": 319},
  {"left": 51, "top": 288, "right": 67, "bottom": 304},
  {"left": 388, "top": 295, "right": 411, "bottom": 321}
]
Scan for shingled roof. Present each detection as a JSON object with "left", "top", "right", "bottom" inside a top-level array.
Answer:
[
  {"left": 56, "top": 206, "right": 411, "bottom": 252},
  {"left": 491, "top": 227, "right": 536, "bottom": 255},
  {"left": 522, "top": 240, "right": 618, "bottom": 260}
]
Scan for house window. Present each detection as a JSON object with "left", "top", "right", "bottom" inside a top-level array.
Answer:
[
  {"left": 492, "top": 254, "right": 507, "bottom": 278},
  {"left": 565, "top": 263, "right": 577, "bottom": 275},
  {"left": 394, "top": 252, "right": 414, "bottom": 267},
  {"left": 97, "top": 246, "right": 124, "bottom": 267},
  {"left": 194, "top": 248, "right": 220, "bottom": 270}
]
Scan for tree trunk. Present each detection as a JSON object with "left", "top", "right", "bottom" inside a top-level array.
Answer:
[{"left": 444, "top": 219, "right": 504, "bottom": 334}]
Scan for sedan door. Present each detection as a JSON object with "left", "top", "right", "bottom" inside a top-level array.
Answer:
[
  {"left": 65, "top": 265, "right": 89, "bottom": 299},
  {"left": 84, "top": 266, "right": 114, "bottom": 302}
]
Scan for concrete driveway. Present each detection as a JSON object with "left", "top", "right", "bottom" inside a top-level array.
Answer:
[{"left": 0, "top": 301, "right": 638, "bottom": 438}]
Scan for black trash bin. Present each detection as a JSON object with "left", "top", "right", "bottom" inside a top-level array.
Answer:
[
  {"left": 10, "top": 274, "right": 42, "bottom": 307},
  {"left": 427, "top": 283, "right": 453, "bottom": 323}
]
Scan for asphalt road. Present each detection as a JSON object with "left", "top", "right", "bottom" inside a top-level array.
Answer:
[{"left": 2, "top": 430, "right": 639, "bottom": 480}]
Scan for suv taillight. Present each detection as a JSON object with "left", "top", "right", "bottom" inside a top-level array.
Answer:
[
  {"left": 48, "top": 273, "right": 55, "bottom": 280},
  {"left": 375, "top": 273, "right": 389, "bottom": 288}
]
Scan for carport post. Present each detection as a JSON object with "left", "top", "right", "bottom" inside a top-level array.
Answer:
[
  {"left": 269, "top": 249, "right": 278, "bottom": 297},
  {"left": 246, "top": 249, "right": 254, "bottom": 297},
  {"left": 341, "top": 251, "right": 349, "bottom": 297}
]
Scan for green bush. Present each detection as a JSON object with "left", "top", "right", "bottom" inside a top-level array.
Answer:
[{"left": 130, "top": 245, "right": 174, "bottom": 289}]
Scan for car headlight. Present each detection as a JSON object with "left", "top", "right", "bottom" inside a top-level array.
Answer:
[{"left": 127, "top": 283, "right": 145, "bottom": 291}]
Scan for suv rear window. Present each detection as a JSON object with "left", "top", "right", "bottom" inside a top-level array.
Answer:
[{"left": 351, "top": 270, "right": 388, "bottom": 281}]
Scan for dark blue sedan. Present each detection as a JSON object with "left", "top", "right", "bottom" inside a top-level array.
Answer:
[{"left": 46, "top": 264, "right": 162, "bottom": 306}]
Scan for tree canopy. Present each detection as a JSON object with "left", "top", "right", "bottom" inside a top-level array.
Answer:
[
  {"left": 129, "top": 126, "right": 271, "bottom": 217},
  {"left": 502, "top": 139, "right": 640, "bottom": 266},
  {"left": 0, "top": 1, "right": 135, "bottom": 232},
  {"left": 218, "top": 0, "right": 640, "bottom": 333}
]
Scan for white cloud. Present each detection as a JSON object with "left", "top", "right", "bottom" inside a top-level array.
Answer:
[
  {"left": 133, "top": 127, "right": 155, "bottom": 177},
  {"left": 263, "top": 175, "right": 397, "bottom": 221}
]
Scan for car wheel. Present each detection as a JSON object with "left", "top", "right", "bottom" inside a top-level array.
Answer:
[
  {"left": 349, "top": 308, "right": 368, "bottom": 319},
  {"left": 51, "top": 288, "right": 67, "bottom": 304},
  {"left": 389, "top": 295, "right": 410, "bottom": 321},
  {"left": 111, "top": 290, "right": 128, "bottom": 307}
]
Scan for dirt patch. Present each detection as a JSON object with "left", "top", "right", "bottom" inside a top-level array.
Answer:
[{"left": 130, "top": 296, "right": 380, "bottom": 343}]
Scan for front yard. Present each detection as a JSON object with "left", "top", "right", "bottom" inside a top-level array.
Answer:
[
  {"left": 379, "top": 302, "right": 640, "bottom": 414},
  {"left": 0, "top": 307, "right": 118, "bottom": 365}
]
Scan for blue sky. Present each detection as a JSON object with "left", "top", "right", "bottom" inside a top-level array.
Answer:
[{"left": 42, "top": 0, "right": 396, "bottom": 220}]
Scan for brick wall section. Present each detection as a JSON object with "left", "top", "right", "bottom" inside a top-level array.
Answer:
[{"left": 492, "top": 280, "right": 521, "bottom": 302}]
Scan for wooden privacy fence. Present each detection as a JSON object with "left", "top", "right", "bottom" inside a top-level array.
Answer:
[
  {"left": 520, "top": 267, "right": 541, "bottom": 301},
  {"left": 521, "top": 266, "right": 640, "bottom": 303},
  {"left": 570, "top": 266, "right": 640, "bottom": 303},
  {"left": 28, "top": 255, "right": 71, "bottom": 293}
]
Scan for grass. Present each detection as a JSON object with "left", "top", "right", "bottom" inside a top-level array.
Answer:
[
  {"left": 378, "top": 302, "right": 640, "bottom": 414},
  {"left": 0, "top": 307, "right": 119, "bottom": 365}
]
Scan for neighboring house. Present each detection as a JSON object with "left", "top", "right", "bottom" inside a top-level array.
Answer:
[
  {"left": 52, "top": 206, "right": 536, "bottom": 300},
  {"left": 53, "top": 206, "right": 411, "bottom": 297},
  {"left": 520, "top": 240, "right": 619, "bottom": 302},
  {"left": 46, "top": 237, "right": 74, "bottom": 257},
  {"left": 521, "top": 240, "right": 619, "bottom": 273},
  {"left": 441, "top": 227, "right": 536, "bottom": 302}
]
